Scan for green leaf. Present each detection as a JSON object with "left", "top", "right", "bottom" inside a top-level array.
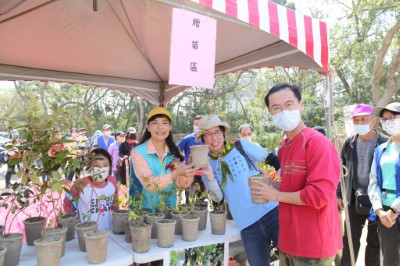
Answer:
[
  {"left": 72, "top": 160, "right": 81, "bottom": 168},
  {"left": 51, "top": 171, "right": 61, "bottom": 181},
  {"left": 50, "top": 182, "right": 63, "bottom": 193}
]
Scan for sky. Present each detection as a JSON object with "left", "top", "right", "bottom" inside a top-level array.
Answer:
[{"left": 0, "top": 81, "right": 14, "bottom": 89}]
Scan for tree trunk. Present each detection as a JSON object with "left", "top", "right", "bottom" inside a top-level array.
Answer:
[{"left": 371, "top": 18, "right": 400, "bottom": 106}]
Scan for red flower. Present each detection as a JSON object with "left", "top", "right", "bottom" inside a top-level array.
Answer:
[
  {"left": 165, "top": 163, "right": 176, "bottom": 171},
  {"left": 165, "top": 158, "right": 181, "bottom": 171}
]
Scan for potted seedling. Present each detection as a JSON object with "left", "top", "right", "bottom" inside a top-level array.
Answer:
[
  {"left": 155, "top": 218, "right": 176, "bottom": 248},
  {"left": 190, "top": 183, "right": 209, "bottom": 231},
  {"left": 181, "top": 212, "right": 200, "bottom": 242},
  {"left": 124, "top": 192, "right": 149, "bottom": 243},
  {"left": 155, "top": 185, "right": 174, "bottom": 219},
  {"left": 209, "top": 200, "right": 227, "bottom": 235},
  {"left": 128, "top": 204, "right": 151, "bottom": 253}
]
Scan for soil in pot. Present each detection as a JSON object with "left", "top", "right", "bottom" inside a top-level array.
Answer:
[
  {"left": 193, "top": 207, "right": 208, "bottom": 231},
  {"left": 210, "top": 210, "right": 227, "bottom": 235},
  {"left": 0, "top": 233, "right": 23, "bottom": 266},
  {"left": 145, "top": 213, "right": 165, "bottom": 239},
  {"left": 42, "top": 226, "right": 68, "bottom": 257},
  {"left": 84, "top": 230, "right": 109, "bottom": 264},
  {"left": 57, "top": 214, "right": 78, "bottom": 241},
  {"left": 193, "top": 200, "right": 208, "bottom": 209},
  {"left": 24, "top": 216, "right": 46, "bottom": 246},
  {"left": 129, "top": 221, "right": 151, "bottom": 253},
  {"left": 34, "top": 236, "right": 63, "bottom": 266},
  {"left": 0, "top": 246, "right": 7, "bottom": 266},
  {"left": 75, "top": 221, "right": 97, "bottom": 252},
  {"left": 112, "top": 210, "right": 128, "bottom": 235},
  {"left": 156, "top": 219, "right": 176, "bottom": 248},
  {"left": 178, "top": 203, "right": 193, "bottom": 212},
  {"left": 181, "top": 214, "right": 200, "bottom": 242}
]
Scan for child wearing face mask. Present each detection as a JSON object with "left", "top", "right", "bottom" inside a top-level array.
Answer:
[{"left": 63, "top": 148, "right": 118, "bottom": 230}]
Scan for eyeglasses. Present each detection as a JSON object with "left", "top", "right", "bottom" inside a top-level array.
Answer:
[
  {"left": 380, "top": 116, "right": 398, "bottom": 122},
  {"left": 203, "top": 130, "right": 223, "bottom": 139},
  {"left": 269, "top": 100, "right": 299, "bottom": 115}
]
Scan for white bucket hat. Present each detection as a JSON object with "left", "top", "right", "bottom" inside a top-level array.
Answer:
[{"left": 195, "top": 115, "right": 231, "bottom": 141}]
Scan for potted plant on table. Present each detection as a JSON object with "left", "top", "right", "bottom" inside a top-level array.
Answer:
[{"left": 127, "top": 197, "right": 152, "bottom": 253}]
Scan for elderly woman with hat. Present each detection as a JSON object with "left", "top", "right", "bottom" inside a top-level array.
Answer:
[
  {"left": 129, "top": 107, "right": 197, "bottom": 211},
  {"left": 368, "top": 102, "right": 400, "bottom": 266},
  {"left": 198, "top": 114, "right": 279, "bottom": 266}
]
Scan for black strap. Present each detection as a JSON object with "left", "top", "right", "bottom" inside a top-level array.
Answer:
[
  {"left": 234, "top": 141, "right": 258, "bottom": 171},
  {"left": 382, "top": 189, "right": 396, "bottom": 194}
]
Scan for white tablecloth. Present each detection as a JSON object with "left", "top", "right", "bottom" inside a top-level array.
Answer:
[
  {"left": 110, "top": 219, "right": 242, "bottom": 265},
  {"left": 17, "top": 219, "right": 241, "bottom": 265}
]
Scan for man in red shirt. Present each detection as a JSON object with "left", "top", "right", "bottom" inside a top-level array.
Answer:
[{"left": 251, "top": 83, "right": 342, "bottom": 265}]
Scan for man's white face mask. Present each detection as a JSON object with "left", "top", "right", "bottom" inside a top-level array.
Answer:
[{"left": 272, "top": 109, "right": 301, "bottom": 131}]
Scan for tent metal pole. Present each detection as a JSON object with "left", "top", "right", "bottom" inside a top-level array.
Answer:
[{"left": 325, "top": 75, "right": 332, "bottom": 139}]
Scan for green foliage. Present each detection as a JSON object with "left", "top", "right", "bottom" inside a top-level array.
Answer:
[
  {"left": 181, "top": 243, "right": 225, "bottom": 266},
  {"left": 127, "top": 192, "right": 146, "bottom": 222}
]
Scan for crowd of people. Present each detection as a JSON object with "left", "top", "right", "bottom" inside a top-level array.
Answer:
[{"left": 2, "top": 82, "right": 400, "bottom": 265}]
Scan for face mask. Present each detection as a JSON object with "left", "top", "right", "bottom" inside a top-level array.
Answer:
[
  {"left": 353, "top": 124, "right": 370, "bottom": 135},
  {"left": 92, "top": 166, "right": 109, "bottom": 182},
  {"left": 105, "top": 131, "right": 112, "bottom": 136},
  {"left": 382, "top": 119, "right": 400, "bottom": 136},
  {"left": 193, "top": 126, "right": 199, "bottom": 134},
  {"left": 240, "top": 135, "right": 252, "bottom": 141},
  {"left": 272, "top": 109, "right": 301, "bottom": 131}
]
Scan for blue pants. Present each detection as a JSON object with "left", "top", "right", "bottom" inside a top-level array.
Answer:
[{"left": 240, "top": 206, "right": 279, "bottom": 266}]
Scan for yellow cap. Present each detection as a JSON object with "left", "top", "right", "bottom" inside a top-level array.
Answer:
[{"left": 147, "top": 107, "right": 172, "bottom": 121}]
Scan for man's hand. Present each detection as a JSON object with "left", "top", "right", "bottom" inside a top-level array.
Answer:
[{"left": 249, "top": 179, "right": 279, "bottom": 202}]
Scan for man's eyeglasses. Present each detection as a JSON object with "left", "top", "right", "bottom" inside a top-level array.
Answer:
[
  {"left": 380, "top": 116, "right": 398, "bottom": 122},
  {"left": 269, "top": 100, "right": 299, "bottom": 115},
  {"left": 203, "top": 130, "right": 223, "bottom": 139}
]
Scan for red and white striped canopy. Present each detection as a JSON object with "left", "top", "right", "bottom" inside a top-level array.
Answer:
[
  {"left": 193, "top": 0, "right": 329, "bottom": 74},
  {"left": 0, "top": 0, "right": 329, "bottom": 105}
]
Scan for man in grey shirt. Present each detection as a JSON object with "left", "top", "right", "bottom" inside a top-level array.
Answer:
[{"left": 337, "top": 104, "right": 388, "bottom": 266}]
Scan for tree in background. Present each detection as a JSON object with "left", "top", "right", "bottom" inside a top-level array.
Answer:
[{"left": 331, "top": 0, "right": 400, "bottom": 106}]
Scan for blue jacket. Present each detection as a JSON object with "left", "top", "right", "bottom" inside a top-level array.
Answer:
[
  {"left": 369, "top": 142, "right": 400, "bottom": 221},
  {"left": 129, "top": 140, "right": 177, "bottom": 211},
  {"left": 97, "top": 136, "right": 115, "bottom": 150}
]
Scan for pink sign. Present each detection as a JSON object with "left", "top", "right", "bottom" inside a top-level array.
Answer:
[{"left": 169, "top": 8, "right": 217, "bottom": 89}]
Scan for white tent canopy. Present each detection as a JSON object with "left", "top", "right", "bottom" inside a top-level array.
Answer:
[{"left": 0, "top": 0, "right": 329, "bottom": 105}]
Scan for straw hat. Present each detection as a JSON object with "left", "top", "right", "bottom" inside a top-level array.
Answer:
[{"left": 195, "top": 115, "right": 231, "bottom": 141}]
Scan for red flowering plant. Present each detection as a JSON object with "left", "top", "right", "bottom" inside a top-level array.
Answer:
[{"left": 165, "top": 158, "right": 183, "bottom": 171}]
